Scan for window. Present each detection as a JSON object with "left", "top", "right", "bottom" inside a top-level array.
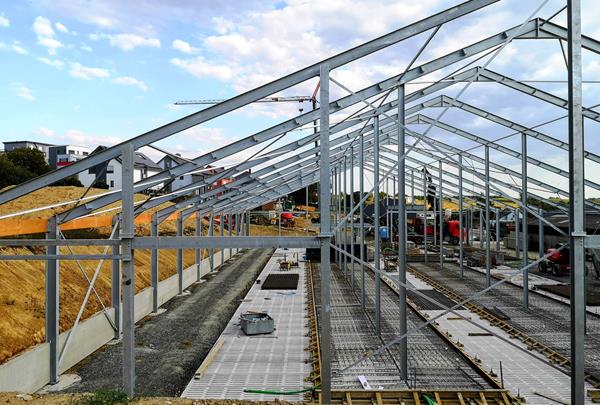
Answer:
[
  {"left": 110, "top": 180, "right": 114, "bottom": 188},
  {"left": 106, "top": 165, "right": 114, "bottom": 174},
  {"left": 83, "top": 152, "right": 89, "bottom": 156},
  {"left": 180, "top": 176, "right": 184, "bottom": 180},
  {"left": 68, "top": 150, "right": 74, "bottom": 154}
]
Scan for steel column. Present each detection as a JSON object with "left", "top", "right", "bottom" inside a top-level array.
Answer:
[
  {"left": 495, "top": 208, "right": 500, "bottom": 253},
  {"left": 515, "top": 208, "right": 521, "bottom": 258},
  {"left": 350, "top": 148, "right": 355, "bottom": 292},
  {"left": 522, "top": 132, "right": 529, "bottom": 309},
  {"left": 397, "top": 84, "right": 408, "bottom": 381},
  {"left": 195, "top": 211, "right": 202, "bottom": 281},
  {"left": 343, "top": 157, "right": 347, "bottom": 278},
  {"left": 177, "top": 212, "right": 183, "bottom": 295},
  {"left": 45, "top": 215, "right": 59, "bottom": 384},
  {"left": 151, "top": 214, "right": 159, "bottom": 312},
  {"left": 568, "top": 0, "right": 585, "bottom": 402},
  {"left": 423, "top": 169, "right": 428, "bottom": 263},
  {"left": 120, "top": 143, "right": 135, "bottom": 396},
  {"left": 439, "top": 160, "right": 443, "bottom": 269},
  {"left": 112, "top": 216, "right": 121, "bottom": 337},
  {"left": 359, "top": 132, "right": 366, "bottom": 309},
  {"left": 209, "top": 213, "right": 214, "bottom": 271},
  {"left": 374, "top": 114, "right": 381, "bottom": 336},
  {"left": 318, "top": 63, "right": 332, "bottom": 404},
  {"left": 539, "top": 208, "right": 545, "bottom": 257},
  {"left": 228, "top": 213, "right": 233, "bottom": 259},
  {"left": 220, "top": 215, "right": 225, "bottom": 264},
  {"left": 459, "top": 154, "right": 464, "bottom": 278},
  {"left": 485, "top": 145, "right": 491, "bottom": 287}
]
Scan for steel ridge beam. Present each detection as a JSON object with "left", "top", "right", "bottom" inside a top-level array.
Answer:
[
  {"left": 0, "top": 0, "right": 497, "bottom": 206},
  {"left": 411, "top": 94, "right": 600, "bottom": 164},
  {"left": 409, "top": 114, "right": 600, "bottom": 194}
]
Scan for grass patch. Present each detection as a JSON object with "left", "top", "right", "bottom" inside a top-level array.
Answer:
[{"left": 81, "top": 389, "right": 130, "bottom": 405}]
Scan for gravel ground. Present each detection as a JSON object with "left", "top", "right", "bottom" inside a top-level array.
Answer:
[{"left": 65, "top": 248, "right": 274, "bottom": 397}]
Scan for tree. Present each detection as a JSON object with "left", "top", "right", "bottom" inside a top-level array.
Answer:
[
  {"left": 6, "top": 148, "right": 51, "bottom": 176},
  {"left": 0, "top": 154, "right": 35, "bottom": 188}
]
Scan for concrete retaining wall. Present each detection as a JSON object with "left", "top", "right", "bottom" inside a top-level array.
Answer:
[{"left": 0, "top": 248, "right": 239, "bottom": 393}]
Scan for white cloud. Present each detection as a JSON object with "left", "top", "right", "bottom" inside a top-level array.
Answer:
[
  {"left": 12, "top": 42, "right": 28, "bottom": 55},
  {"left": 37, "top": 57, "right": 64, "bottom": 69},
  {"left": 171, "top": 39, "right": 197, "bottom": 54},
  {"left": 80, "top": 43, "right": 92, "bottom": 52},
  {"left": 0, "top": 14, "right": 9, "bottom": 27},
  {"left": 14, "top": 85, "right": 35, "bottom": 101},
  {"left": 171, "top": 57, "right": 233, "bottom": 81},
  {"left": 62, "top": 129, "right": 121, "bottom": 146},
  {"left": 69, "top": 62, "right": 110, "bottom": 80},
  {"left": 55, "top": 22, "right": 68, "bottom": 32},
  {"left": 91, "top": 32, "right": 160, "bottom": 51},
  {"left": 38, "top": 37, "right": 64, "bottom": 54},
  {"left": 112, "top": 76, "right": 148, "bottom": 91},
  {"left": 33, "top": 16, "right": 55, "bottom": 37},
  {"left": 33, "top": 16, "right": 64, "bottom": 54},
  {"left": 212, "top": 16, "right": 234, "bottom": 35},
  {"left": 36, "top": 127, "right": 55, "bottom": 137}
]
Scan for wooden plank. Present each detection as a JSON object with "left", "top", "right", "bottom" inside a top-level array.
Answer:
[
  {"left": 479, "top": 392, "right": 489, "bottom": 405},
  {"left": 345, "top": 392, "right": 353, "bottom": 405},
  {"left": 457, "top": 392, "right": 466, "bottom": 405},
  {"left": 375, "top": 392, "right": 384, "bottom": 405},
  {"left": 413, "top": 392, "right": 421, "bottom": 405},
  {"left": 434, "top": 392, "right": 443, "bottom": 405}
]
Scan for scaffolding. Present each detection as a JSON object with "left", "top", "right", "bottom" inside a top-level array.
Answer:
[{"left": 0, "top": 0, "right": 595, "bottom": 403}]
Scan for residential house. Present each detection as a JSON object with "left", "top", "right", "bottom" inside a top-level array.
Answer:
[
  {"left": 78, "top": 146, "right": 162, "bottom": 191},
  {"left": 48, "top": 145, "right": 92, "bottom": 168}
]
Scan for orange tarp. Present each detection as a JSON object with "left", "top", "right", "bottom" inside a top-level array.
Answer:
[{"left": 0, "top": 212, "right": 189, "bottom": 237}]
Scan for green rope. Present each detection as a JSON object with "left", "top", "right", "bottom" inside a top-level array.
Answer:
[
  {"left": 243, "top": 386, "right": 319, "bottom": 395},
  {"left": 422, "top": 394, "right": 438, "bottom": 405}
]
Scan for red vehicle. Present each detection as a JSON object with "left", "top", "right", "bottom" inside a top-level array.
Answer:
[
  {"left": 538, "top": 243, "right": 570, "bottom": 276},
  {"left": 446, "top": 220, "right": 468, "bottom": 245}
]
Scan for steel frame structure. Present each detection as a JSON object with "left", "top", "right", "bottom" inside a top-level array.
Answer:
[{"left": 0, "top": 1, "right": 595, "bottom": 403}]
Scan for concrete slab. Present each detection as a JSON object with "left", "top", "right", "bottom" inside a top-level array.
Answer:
[
  {"left": 181, "top": 248, "right": 310, "bottom": 402},
  {"left": 428, "top": 309, "right": 595, "bottom": 404}
]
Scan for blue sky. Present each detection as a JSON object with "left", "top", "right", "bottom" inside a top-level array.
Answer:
[{"left": 0, "top": 0, "right": 599, "bottom": 198}]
